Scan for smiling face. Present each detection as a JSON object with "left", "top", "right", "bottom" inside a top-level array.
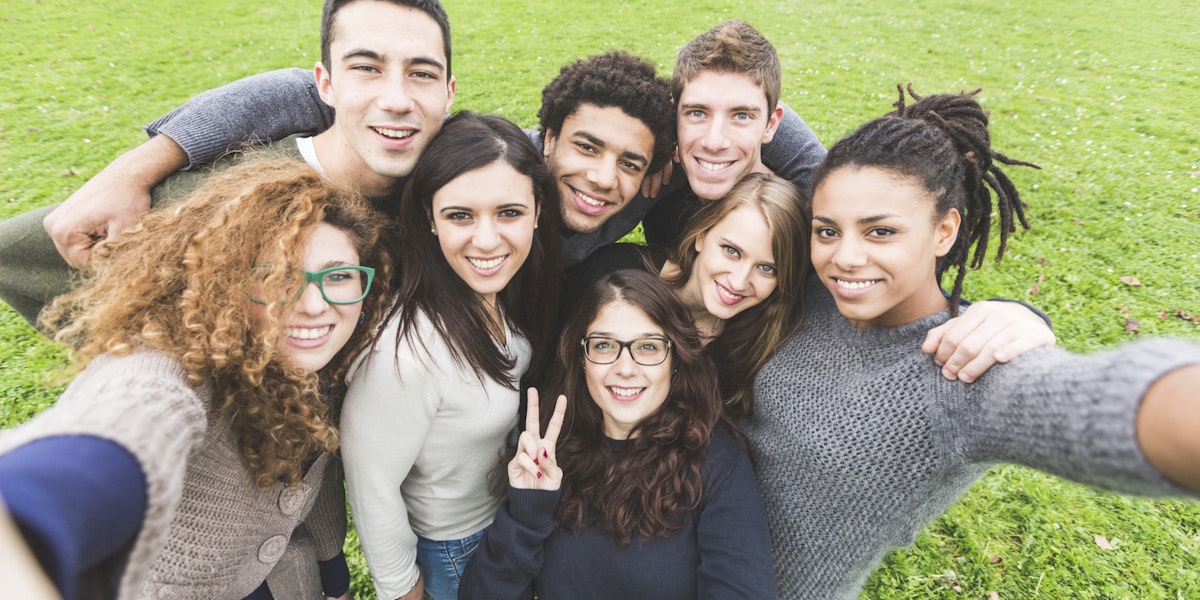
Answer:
[
  {"left": 313, "top": 1, "right": 456, "bottom": 197},
  {"left": 431, "top": 160, "right": 538, "bottom": 308},
  {"left": 583, "top": 300, "right": 673, "bottom": 440},
  {"left": 543, "top": 104, "right": 656, "bottom": 234},
  {"left": 248, "top": 223, "right": 365, "bottom": 372},
  {"left": 676, "top": 70, "right": 783, "bottom": 202},
  {"left": 683, "top": 203, "right": 778, "bottom": 321},
  {"left": 810, "top": 166, "right": 960, "bottom": 329}
]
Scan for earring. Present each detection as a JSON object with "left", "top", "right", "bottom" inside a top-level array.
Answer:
[{"left": 430, "top": 227, "right": 436, "bottom": 235}]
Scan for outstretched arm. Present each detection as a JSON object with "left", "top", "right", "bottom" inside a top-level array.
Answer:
[{"left": 1136, "top": 364, "right": 1200, "bottom": 492}]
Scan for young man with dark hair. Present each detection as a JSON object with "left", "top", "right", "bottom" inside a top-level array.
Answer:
[{"left": 0, "top": 0, "right": 457, "bottom": 329}]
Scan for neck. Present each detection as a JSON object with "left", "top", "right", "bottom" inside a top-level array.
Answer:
[{"left": 311, "top": 130, "right": 404, "bottom": 198}]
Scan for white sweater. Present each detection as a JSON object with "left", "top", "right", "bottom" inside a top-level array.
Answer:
[{"left": 341, "top": 310, "right": 529, "bottom": 600}]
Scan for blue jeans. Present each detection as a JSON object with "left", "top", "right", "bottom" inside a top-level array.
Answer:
[{"left": 415, "top": 528, "right": 485, "bottom": 599}]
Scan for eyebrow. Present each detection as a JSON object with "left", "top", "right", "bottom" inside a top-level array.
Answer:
[
  {"left": 813, "top": 214, "right": 900, "bottom": 225},
  {"left": 573, "top": 130, "right": 649, "bottom": 168},
  {"left": 438, "top": 201, "right": 531, "bottom": 214},
  {"left": 340, "top": 49, "right": 446, "bottom": 74},
  {"left": 587, "top": 331, "right": 666, "bottom": 338},
  {"left": 680, "top": 101, "right": 762, "bottom": 116}
]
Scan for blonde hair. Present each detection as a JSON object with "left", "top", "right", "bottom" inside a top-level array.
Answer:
[
  {"left": 664, "top": 173, "right": 810, "bottom": 415},
  {"left": 43, "top": 155, "right": 394, "bottom": 488}
]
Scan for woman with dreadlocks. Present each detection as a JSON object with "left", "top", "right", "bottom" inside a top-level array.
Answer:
[{"left": 744, "top": 86, "right": 1200, "bottom": 599}]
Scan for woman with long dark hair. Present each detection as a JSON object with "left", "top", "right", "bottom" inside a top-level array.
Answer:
[
  {"left": 339, "top": 112, "right": 561, "bottom": 600},
  {"left": 460, "top": 269, "right": 776, "bottom": 599}
]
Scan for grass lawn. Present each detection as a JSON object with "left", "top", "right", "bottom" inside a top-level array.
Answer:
[{"left": 2, "top": 0, "right": 1198, "bottom": 598}]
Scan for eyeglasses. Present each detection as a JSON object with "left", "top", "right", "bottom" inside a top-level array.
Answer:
[
  {"left": 246, "top": 264, "right": 376, "bottom": 305},
  {"left": 581, "top": 336, "right": 672, "bottom": 366}
]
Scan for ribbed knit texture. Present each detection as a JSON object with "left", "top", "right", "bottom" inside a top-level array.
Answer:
[
  {"left": 0, "top": 351, "right": 346, "bottom": 599},
  {"left": 746, "top": 277, "right": 1200, "bottom": 599}
]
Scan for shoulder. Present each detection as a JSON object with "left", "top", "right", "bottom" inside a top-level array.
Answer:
[{"left": 701, "top": 425, "right": 752, "bottom": 480}]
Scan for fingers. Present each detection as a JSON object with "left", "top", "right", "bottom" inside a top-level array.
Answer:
[
  {"left": 525, "top": 387, "right": 541, "bottom": 437},
  {"left": 541, "top": 395, "right": 568, "bottom": 458},
  {"left": 925, "top": 301, "right": 1056, "bottom": 382}
]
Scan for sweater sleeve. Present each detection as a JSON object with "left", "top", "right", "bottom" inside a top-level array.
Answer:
[
  {"left": 695, "top": 430, "right": 779, "bottom": 599},
  {"left": 458, "top": 488, "right": 559, "bottom": 600},
  {"left": 340, "top": 328, "right": 438, "bottom": 600},
  {"left": 759, "top": 101, "right": 826, "bottom": 197},
  {"left": 965, "top": 338, "right": 1200, "bottom": 497},
  {"left": 144, "top": 68, "right": 334, "bottom": 169},
  {"left": 0, "top": 351, "right": 208, "bottom": 599},
  {"left": 0, "top": 436, "right": 147, "bottom": 600}
]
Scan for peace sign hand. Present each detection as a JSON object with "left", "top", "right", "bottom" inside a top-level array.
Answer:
[{"left": 508, "top": 388, "right": 567, "bottom": 491}]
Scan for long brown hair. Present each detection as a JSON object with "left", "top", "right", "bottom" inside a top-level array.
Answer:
[
  {"left": 547, "top": 270, "right": 725, "bottom": 543},
  {"left": 43, "top": 155, "right": 394, "bottom": 488},
  {"left": 663, "top": 173, "right": 810, "bottom": 416},
  {"left": 389, "top": 111, "right": 561, "bottom": 388}
]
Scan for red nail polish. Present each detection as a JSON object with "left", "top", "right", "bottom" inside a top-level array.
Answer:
[
  {"left": 534, "top": 457, "right": 539, "bottom": 465},
  {"left": 543, "top": 449, "right": 548, "bottom": 458},
  {"left": 536, "top": 472, "right": 542, "bottom": 479}
]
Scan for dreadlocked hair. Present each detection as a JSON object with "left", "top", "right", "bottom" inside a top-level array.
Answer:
[
  {"left": 813, "top": 85, "right": 1038, "bottom": 313},
  {"left": 42, "top": 154, "right": 394, "bottom": 489}
]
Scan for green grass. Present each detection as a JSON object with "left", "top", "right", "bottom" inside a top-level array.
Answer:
[{"left": 2, "top": 0, "right": 1198, "bottom": 598}]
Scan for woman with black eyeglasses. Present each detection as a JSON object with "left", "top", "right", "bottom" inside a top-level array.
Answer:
[
  {"left": 459, "top": 269, "right": 776, "bottom": 600},
  {"left": 0, "top": 156, "right": 392, "bottom": 600}
]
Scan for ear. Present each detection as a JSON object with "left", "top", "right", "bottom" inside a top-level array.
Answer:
[
  {"left": 760, "top": 105, "right": 785, "bottom": 144},
  {"left": 444, "top": 75, "right": 457, "bottom": 114},
  {"left": 314, "top": 61, "right": 334, "bottom": 105},
  {"left": 694, "top": 229, "right": 706, "bottom": 254},
  {"left": 542, "top": 128, "right": 558, "bottom": 160},
  {"left": 933, "top": 208, "right": 961, "bottom": 258}
]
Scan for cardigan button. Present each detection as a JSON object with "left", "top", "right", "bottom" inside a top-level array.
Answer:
[
  {"left": 279, "top": 485, "right": 308, "bottom": 516},
  {"left": 257, "top": 535, "right": 288, "bottom": 563}
]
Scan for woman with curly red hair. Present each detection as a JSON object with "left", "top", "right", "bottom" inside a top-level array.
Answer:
[{"left": 0, "top": 155, "right": 393, "bottom": 600}]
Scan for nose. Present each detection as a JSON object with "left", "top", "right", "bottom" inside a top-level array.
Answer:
[
  {"left": 472, "top": 217, "right": 501, "bottom": 251},
  {"left": 294, "top": 281, "right": 329, "bottom": 315},
  {"left": 377, "top": 73, "right": 416, "bottom": 113},
  {"left": 830, "top": 236, "right": 868, "bottom": 270},
  {"left": 700, "top": 119, "right": 730, "bottom": 152},
  {"left": 729, "top": 262, "right": 752, "bottom": 292},
  {"left": 613, "top": 345, "right": 640, "bottom": 376},
  {"left": 586, "top": 156, "right": 618, "bottom": 191}
]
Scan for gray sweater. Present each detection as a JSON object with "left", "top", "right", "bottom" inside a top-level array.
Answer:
[{"left": 746, "top": 277, "right": 1200, "bottom": 599}]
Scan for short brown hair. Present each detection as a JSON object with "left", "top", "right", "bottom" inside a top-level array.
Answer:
[{"left": 672, "top": 19, "right": 781, "bottom": 112}]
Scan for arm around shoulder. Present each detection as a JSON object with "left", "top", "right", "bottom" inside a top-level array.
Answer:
[
  {"left": 43, "top": 133, "right": 188, "bottom": 267},
  {"left": 145, "top": 67, "right": 333, "bottom": 168}
]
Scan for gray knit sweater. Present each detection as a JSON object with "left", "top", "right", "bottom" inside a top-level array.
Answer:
[
  {"left": 746, "top": 277, "right": 1200, "bottom": 599},
  {"left": 0, "top": 351, "right": 346, "bottom": 599}
]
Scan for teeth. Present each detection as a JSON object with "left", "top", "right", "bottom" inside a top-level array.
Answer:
[
  {"left": 716, "top": 282, "right": 744, "bottom": 302},
  {"left": 610, "top": 386, "right": 644, "bottom": 398},
  {"left": 285, "top": 325, "right": 331, "bottom": 340},
  {"left": 836, "top": 279, "right": 878, "bottom": 290},
  {"left": 573, "top": 188, "right": 608, "bottom": 207},
  {"left": 372, "top": 127, "right": 415, "bottom": 139},
  {"left": 469, "top": 256, "right": 505, "bottom": 270},
  {"left": 697, "top": 158, "right": 733, "bottom": 171}
]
